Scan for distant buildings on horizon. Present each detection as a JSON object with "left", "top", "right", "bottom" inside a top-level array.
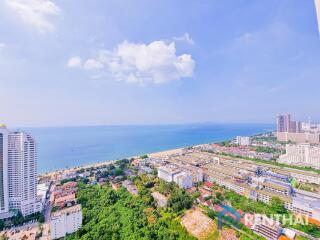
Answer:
[
  {"left": 276, "top": 114, "right": 320, "bottom": 144},
  {"left": 279, "top": 143, "right": 320, "bottom": 169},
  {"left": 276, "top": 114, "right": 302, "bottom": 134},
  {"left": 235, "top": 136, "right": 251, "bottom": 146}
]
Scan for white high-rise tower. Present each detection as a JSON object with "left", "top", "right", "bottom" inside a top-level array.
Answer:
[
  {"left": 0, "top": 125, "right": 9, "bottom": 215},
  {"left": 8, "top": 131, "right": 38, "bottom": 216},
  {"left": 315, "top": 0, "right": 320, "bottom": 34}
]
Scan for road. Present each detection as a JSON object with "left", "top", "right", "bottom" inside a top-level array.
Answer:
[{"left": 40, "top": 184, "right": 54, "bottom": 240}]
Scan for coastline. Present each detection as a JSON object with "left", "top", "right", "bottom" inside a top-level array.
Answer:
[
  {"left": 33, "top": 123, "right": 273, "bottom": 175},
  {"left": 39, "top": 146, "right": 186, "bottom": 178},
  {"left": 38, "top": 131, "right": 272, "bottom": 178}
]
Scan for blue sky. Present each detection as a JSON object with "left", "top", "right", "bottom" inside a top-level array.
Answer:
[{"left": 0, "top": 0, "right": 319, "bottom": 127}]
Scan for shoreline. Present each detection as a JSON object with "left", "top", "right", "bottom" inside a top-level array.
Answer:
[
  {"left": 39, "top": 146, "right": 187, "bottom": 178},
  {"left": 38, "top": 131, "right": 274, "bottom": 178}
]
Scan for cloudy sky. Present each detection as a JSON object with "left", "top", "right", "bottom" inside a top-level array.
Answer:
[{"left": 0, "top": 0, "right": 319, "bottom": 127}]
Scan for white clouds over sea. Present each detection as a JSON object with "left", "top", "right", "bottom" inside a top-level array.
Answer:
[{"left": 67, "top": 40, "right": 195, "bottom": 85}]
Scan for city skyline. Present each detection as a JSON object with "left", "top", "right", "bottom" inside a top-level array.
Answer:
[
  {"left": 2, "top": 1, "right": 320, "bottom": 239},
  {"left": 1, "top": 1, "right": 320, "bottom": 127}
]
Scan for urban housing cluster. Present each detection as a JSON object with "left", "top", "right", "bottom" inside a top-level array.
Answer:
[{"left": 1, "top": 114, "right": 320, "bottom": 240}]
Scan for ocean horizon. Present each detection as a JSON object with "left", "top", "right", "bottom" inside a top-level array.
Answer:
[{"left": 19, "top": 123, "right": 274, "bottom": 174}]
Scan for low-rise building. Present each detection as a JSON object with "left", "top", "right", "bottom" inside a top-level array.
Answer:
[
  {"left": 272, "top": 168, "right": 320, "bottom": 185},
  {"left": 36, "top": 183, "right": 50, "bottom": 212},
  {"left": 54, "top": 193, "right": 76, "bottom": 209},
  {"left": 252, "top": 215, "right": 282, "bottom": 240},
  {"left": 54, "top": 182, "right": 78, "bottom": 199},
  {"left": 277, "top": 132, "right": 320, "bottom": 144},
  {"left": 261, "top": 180, "right": 292, "bottom": 196},
  {"left": 173, "top": 172, "right": 193, "bottom": 189},
  {"left": 157, "top": 165, "right": 181, "bottom": 182},
  {"left": 236, "top": 136, "right": 251, "bottom": 146},
  {"left": 50, "top": 204, "right": 82, "bottom": 240},
  {"left": 279, "top": 144, "right": 320, "bottom": 169}
]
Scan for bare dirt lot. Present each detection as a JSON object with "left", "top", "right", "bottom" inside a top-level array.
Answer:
[{"left": 181, "top": 207, "right": 217, "bottom": 239}]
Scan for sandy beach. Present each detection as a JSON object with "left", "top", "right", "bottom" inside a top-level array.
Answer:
[
  {"left": 148, "top": 147, "right": 183, "bottom": 158},
  {"left": 39, "top": 146, "right": 188, "bottom": 178}
]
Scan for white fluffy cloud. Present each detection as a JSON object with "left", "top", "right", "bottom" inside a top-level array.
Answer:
[
  {"left": 70, "top": 40, "right": 195, "bottom": 85},
  {"left": 5, "top": 0, "right": 60, "bottom": 33},
  {"left": 67, "top": 56, "right": 82, "bottom": 68},
  {"left": 84, "top": 59, "right": 104, "bottom": 70},
  {"left": 173, "top": 33, "right": 195, "bottom": 45},
  {"left": 0, "top": 43, "right": 6, "bottom": 51}
]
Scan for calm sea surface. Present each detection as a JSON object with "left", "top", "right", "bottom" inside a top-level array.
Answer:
[{"left": 21, "top": 124, "right": 273, "bottom": 173}]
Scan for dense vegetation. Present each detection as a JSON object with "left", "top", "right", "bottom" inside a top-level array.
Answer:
[
  {"left": 225, "top": 191, "right": 287, "bottom": 215},
  {"left": 0, "top": 211, "right": 44, "bottom": 231},
  {"left": 66, "top": 182, "right": 195, "bottom": 240},
  {"left": 252, "top": 146, "right": 283, "bottom": 154},
  {"left": 155, "top": 180, "right": 193, "bottom": 213},
  {"left": 251, "top": 134, "right": 277, "bottom": 143}
]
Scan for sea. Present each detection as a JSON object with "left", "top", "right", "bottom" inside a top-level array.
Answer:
[{"left": 21, "top": 123, "right": 274, "bottom": 174}]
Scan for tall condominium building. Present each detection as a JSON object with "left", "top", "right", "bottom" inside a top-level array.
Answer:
[
  {"left": 276, "top": 114, "right": 291, "bottom": 133},
  {"left": 8, "top": 131, "right": 38, "bottom": 216},
  {"left": 315, "top": 0, "right": 320, "bottom": 34},
  {"left": 279, "top": 144, "right": 320, "bottom": 169},
  {"left": 0, "top": 125, "right": 39, "bottom": 217},
  {"left": 276, "top": 114, "right": 301, "bottom": 133},
  {"left": 0, "top": 125, "right": 9, "bottom": 215}
]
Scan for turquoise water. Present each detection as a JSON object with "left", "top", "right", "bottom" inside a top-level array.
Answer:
[{"left": 24, "top": 124, "right": 273, "bottom": 173}]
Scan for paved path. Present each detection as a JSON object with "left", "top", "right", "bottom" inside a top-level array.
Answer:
[{"left": 40, "top": 184, "right": 54, "bottom": 240}]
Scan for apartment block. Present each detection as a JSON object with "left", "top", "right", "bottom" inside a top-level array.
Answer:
[
  {"left": 252, "top": 215, "right": 282, "bottom": 240},
  {"left": 277, "top": 132, "right": 320, "bottom": 144},
  {"left": 0, "top": 125, "right": 9, "bottom": 215},
  {"left": 204, "top": 163, "right": 320, "bottom": 222},
  {"left": 157, "top": 165, "right": 181, "bottom": 182},
  {"left": 272, "top": 168, "right": 320, "bottom": 185},
  {"left": 279, "top": 143, "right": 320, "bottom": 169},
  {"left": 8, "top": 131, "right": 38, "bottom": 216},
  {"left": 276, "top": 114, "right": 301, "bottom": 133},
  {"left": 50, "top": 204, "right": 82, "bottom": 239},
  {"left": 0, "top": 125, "right": 40, "bottom": 217},
  {"left": 236, "top": 136, "right": 251, "bottom": 146},
  {"left": 316, "top": 0, "right": 320, "bottom": 34},
  {"left": 173, "top": 172, "right": 193, "bottom": 189},
  {"left": 158, "top": 165, "right": 194, "bottom": 189}
]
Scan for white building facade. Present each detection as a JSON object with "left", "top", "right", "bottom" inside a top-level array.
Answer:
[
  {"left": 173, "top": 172, "right": 193, "bottom": 189},
  {"left": 236, "top": 136, "right": 251, "bottom": 146},
  {"left": 0, "top": 126, "right": 40, "bottom": 217},
  {"left": 0, "top": 126, "right": 9, "bottom": 215},
  {"left": 8, "top": 131, "right": 38, "bottom": 216},
  {"left": 279, "top": 144, "right": 320, "bottom": 169},
  {"left": 50, "top": 205, "right": 82, "bottom": 239},
  {"left": 157, "top": 166, "right": 180, "bottom": 182}
]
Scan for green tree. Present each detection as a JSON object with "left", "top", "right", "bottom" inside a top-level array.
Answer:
[
  {"left": 0, "top": 220, "right": 4, "bottom": 231},
  {"left": 269, "top": 197, "right": 287, "bottom": 214},
  {"left": 114, "top": 168, "right": 124, "bottom": 176}
]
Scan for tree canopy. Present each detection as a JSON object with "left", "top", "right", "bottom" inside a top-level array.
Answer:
[{"left": 66, "top": 183, "right": 195, "bottom": 240}]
